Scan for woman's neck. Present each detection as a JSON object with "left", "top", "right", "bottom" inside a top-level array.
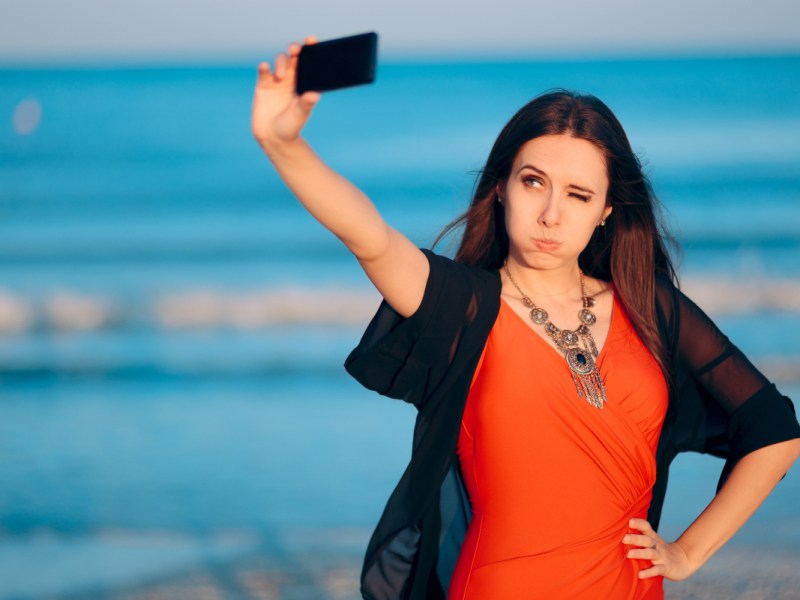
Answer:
[{"left": 503, "top": 256, "right": 583, "bottom": 300}]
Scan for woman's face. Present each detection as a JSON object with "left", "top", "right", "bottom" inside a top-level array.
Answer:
[{"left": 499, "top": 134, "right": 612, "bottom": 271}]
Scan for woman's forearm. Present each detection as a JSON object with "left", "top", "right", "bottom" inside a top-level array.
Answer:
[
  {"left": 628, "top": 438, "right": 800, "bottom": 580},
  {"left": 675, "top": 438, "right": 800, "bottom": 571},
  {"left": 262, "top": 137, "right": 392, "bottom": 261},
  {"left": 261, "top": 137, "right": 429, "bottom": 317}
]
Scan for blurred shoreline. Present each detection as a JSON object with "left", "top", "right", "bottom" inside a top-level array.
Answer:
[
  {"left": 3, "top": 276, "right": 800, "bottom": 386},
  {"left": 3, "top": 275, "right": 800, "bottom": 334}
]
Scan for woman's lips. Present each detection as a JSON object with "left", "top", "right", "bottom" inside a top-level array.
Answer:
[{"left": 534, "top": 239, "right": 561, "bottom": 252}]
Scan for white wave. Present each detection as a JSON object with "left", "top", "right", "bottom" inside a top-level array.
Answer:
[
  {"left": 681, "top": 277, "right": 800, "bottom": 315},
  {"left": 1, "top": 279, "right": 799, "bottom": 336},
  {"left": 0, "top": 291, "right": 34, "bottom": 333},
  {"left": 46, "top": 291, "right": 118, "bottom": 331},
  {"left": 154, "top": 287, "right": 382, "bottom": 329}
]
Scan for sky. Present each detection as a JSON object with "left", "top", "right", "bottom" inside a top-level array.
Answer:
[{"left": 1, "top": 0, "right": 799, "bottom": 64}]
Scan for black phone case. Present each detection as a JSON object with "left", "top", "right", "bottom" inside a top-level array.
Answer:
[{"left": 296, "top": 32, "right": 378, "bottom": 94}]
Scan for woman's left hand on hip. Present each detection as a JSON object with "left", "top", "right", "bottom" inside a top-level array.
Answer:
[{"left": 624, "top": 518, "right": 696, "bottom": 581}]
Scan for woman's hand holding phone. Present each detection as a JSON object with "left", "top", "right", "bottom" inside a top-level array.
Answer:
[{"left": 251, "top": 36, "right": 321, "bottom": 153}]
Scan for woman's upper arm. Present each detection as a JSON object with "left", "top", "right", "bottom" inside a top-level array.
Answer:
[
  {"left": 673, "top": 287, "right": 769, "bottom": 414},
  {"left": 673, "top": 286, "right": 800, "bottom": 457},
  {"left": 356, "top": 226, "right": 430, "bottom": 318}
]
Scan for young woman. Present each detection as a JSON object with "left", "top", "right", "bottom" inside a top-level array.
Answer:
[{"left": 251, "top": 38, "right": 800, "bottom": 600}]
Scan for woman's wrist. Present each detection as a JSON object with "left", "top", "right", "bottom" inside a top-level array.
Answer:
[
  {"left": 670, "top": 537, "right": 704, "bottom": 575},
  {"left": 260, "top": 136, "right": 308, "bottom": 163}
]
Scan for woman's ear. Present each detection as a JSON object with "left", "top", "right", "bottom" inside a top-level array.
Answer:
[
  {"left": 495, "top": 182, "right": 505, "bottom": 204},
  {"left": 602, "top": 204, "right": 613, "bottom": 221}
]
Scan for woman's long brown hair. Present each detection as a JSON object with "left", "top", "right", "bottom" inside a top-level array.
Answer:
[{"left": 435, "top": 90, "right": 678, "bottom": 382}]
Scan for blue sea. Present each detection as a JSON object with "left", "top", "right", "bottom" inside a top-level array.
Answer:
[{"left": 1, "top": 55, "right": 800, "bottom": 598}]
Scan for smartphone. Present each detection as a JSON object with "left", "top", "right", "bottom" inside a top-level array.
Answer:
[{"left": 296, "top": 32, "right": 378, "bottom": 94}]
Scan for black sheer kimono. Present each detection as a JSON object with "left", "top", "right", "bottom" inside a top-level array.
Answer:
[{"left": 345, "top": 250, "right": 800, "bottom": 600}]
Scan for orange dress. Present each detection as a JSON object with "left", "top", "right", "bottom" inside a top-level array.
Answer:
[{"left": 449, "top": 293, "right": 669, "bottom": 599}]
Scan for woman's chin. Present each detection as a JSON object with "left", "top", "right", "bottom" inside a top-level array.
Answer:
[{"left": 516, "top": 251, "right": 571, "bottom": 270}]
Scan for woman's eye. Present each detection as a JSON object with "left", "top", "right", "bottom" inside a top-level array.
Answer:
[
  {"left": 570, "top": 193, "right": 590, "bottom": 202},
  {"left": 522, "top": 176, "right": 542, "bottom": 188}
]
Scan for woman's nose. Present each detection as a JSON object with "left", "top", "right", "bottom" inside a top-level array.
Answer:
[{"left": 537, "top": 192, "right": 560, "bottom": 227}]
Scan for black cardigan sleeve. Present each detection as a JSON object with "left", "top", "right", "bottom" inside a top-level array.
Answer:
[
  {"left": 652, "top": 280, "right": 800, "bottom": 519},
  {"left": 344, "top": 249, "right": 448, "bottom": 405},
  {"left": 344, "top": 249, "right": 499, "bottom": 408},
  {"left": 672, "top": 283, "right": 800, "bottom": 480}
]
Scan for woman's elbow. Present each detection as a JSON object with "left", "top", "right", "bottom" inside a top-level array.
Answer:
[
  {"left": 763, "top": 437, "right": 800, "bottom": 468},
  {"left": 789, "top": 437, "right": 800, "bottom": 462}
]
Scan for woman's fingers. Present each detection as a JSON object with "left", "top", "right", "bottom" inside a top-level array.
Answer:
[
  {"left": 623, "top": 533, "right": 654, "bottom": 548},
  {"left": 624, "top": 520, "right": 659, "bottom": 553},
  {"left": 626, "top": 547, "right": 657, "bottom": 560},
  {"left": 273, "top": 37, "right": 317, "bottom": 88},
  {"left": 639, "top": 564, "right": 667, "bottom": 579},
  {"left": 629, "top": 518, "right": 654, "bottom": 534},
  {"left": 288, "top": 92, "right": 321, "bottom": 131},
  {"left": 624, "top": 519, "right": 663, "bottom": 578},
  {"left": 623, "top": 521, "right": 694, "bottom": 581},
  {"left": 274, "top": 52, "right": 289, "bottom": 81},
  {"left": 255, "top": 61, "right": 272, "bottom": 88},
  {"left": 297, "top": 91, "right": 321, "bottom": 113},
  {"left": 283, "top": 41, "right": 304, "bottom": 87}
]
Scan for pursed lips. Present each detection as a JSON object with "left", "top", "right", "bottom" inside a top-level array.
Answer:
[{"left": 533, "top": 238, "right": 561, "bottom": 250}]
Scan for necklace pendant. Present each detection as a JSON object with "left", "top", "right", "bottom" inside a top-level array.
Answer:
[
  {"left": 566, "top": 347, "right": 594, "bottom": 375},
  {"left": 579, "top": 308, "right": 597, "bottom": 326},
  {"left": 565, "top": 347, "right": 607, "bottom": 408},
  {"left": 560, "top": 330, "right": 579, "bottom": 346},
  {"left": 530, "top": 307, "right": 548, "bottom": 325}
]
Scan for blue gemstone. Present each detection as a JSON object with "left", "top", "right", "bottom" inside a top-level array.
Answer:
[{"left": 576, "top": 352, "right": 587, "bottom": 365}]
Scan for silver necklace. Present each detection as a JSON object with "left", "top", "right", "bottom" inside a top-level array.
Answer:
[{"left": 503, "top": 260, "right": 608, "bottom": 409}]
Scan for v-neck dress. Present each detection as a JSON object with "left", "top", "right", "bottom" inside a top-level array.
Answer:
[{"left": 449, "top": 292, "right": 669, "bottom": 599}]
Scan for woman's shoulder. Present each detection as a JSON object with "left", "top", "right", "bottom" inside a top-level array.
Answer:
[
  {"left": 421, "top": 248, "right": 502, "bottom": 297},
  {"left": 346, "top": 249, "right": 502, "bottom": 403}
]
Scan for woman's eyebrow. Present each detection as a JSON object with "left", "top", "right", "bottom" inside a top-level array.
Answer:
[
  {"left": 517, "top": 163, "right": 546, "bottom": 176},
  {"left": 517, "top": 163, "right": 596, "bottom": 195}
]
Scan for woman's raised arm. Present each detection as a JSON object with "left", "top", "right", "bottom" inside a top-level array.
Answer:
[{"left": 251, "top": 37, "right": 429, "bottom": 318}]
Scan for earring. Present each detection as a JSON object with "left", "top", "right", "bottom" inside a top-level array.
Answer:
[{"left": 599, "top": 219, "right": 606, "bottom": 227}]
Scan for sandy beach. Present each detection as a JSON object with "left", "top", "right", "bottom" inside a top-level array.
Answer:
[{"left": 12, "top": 528, "right": 797, "bottom": 600}]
